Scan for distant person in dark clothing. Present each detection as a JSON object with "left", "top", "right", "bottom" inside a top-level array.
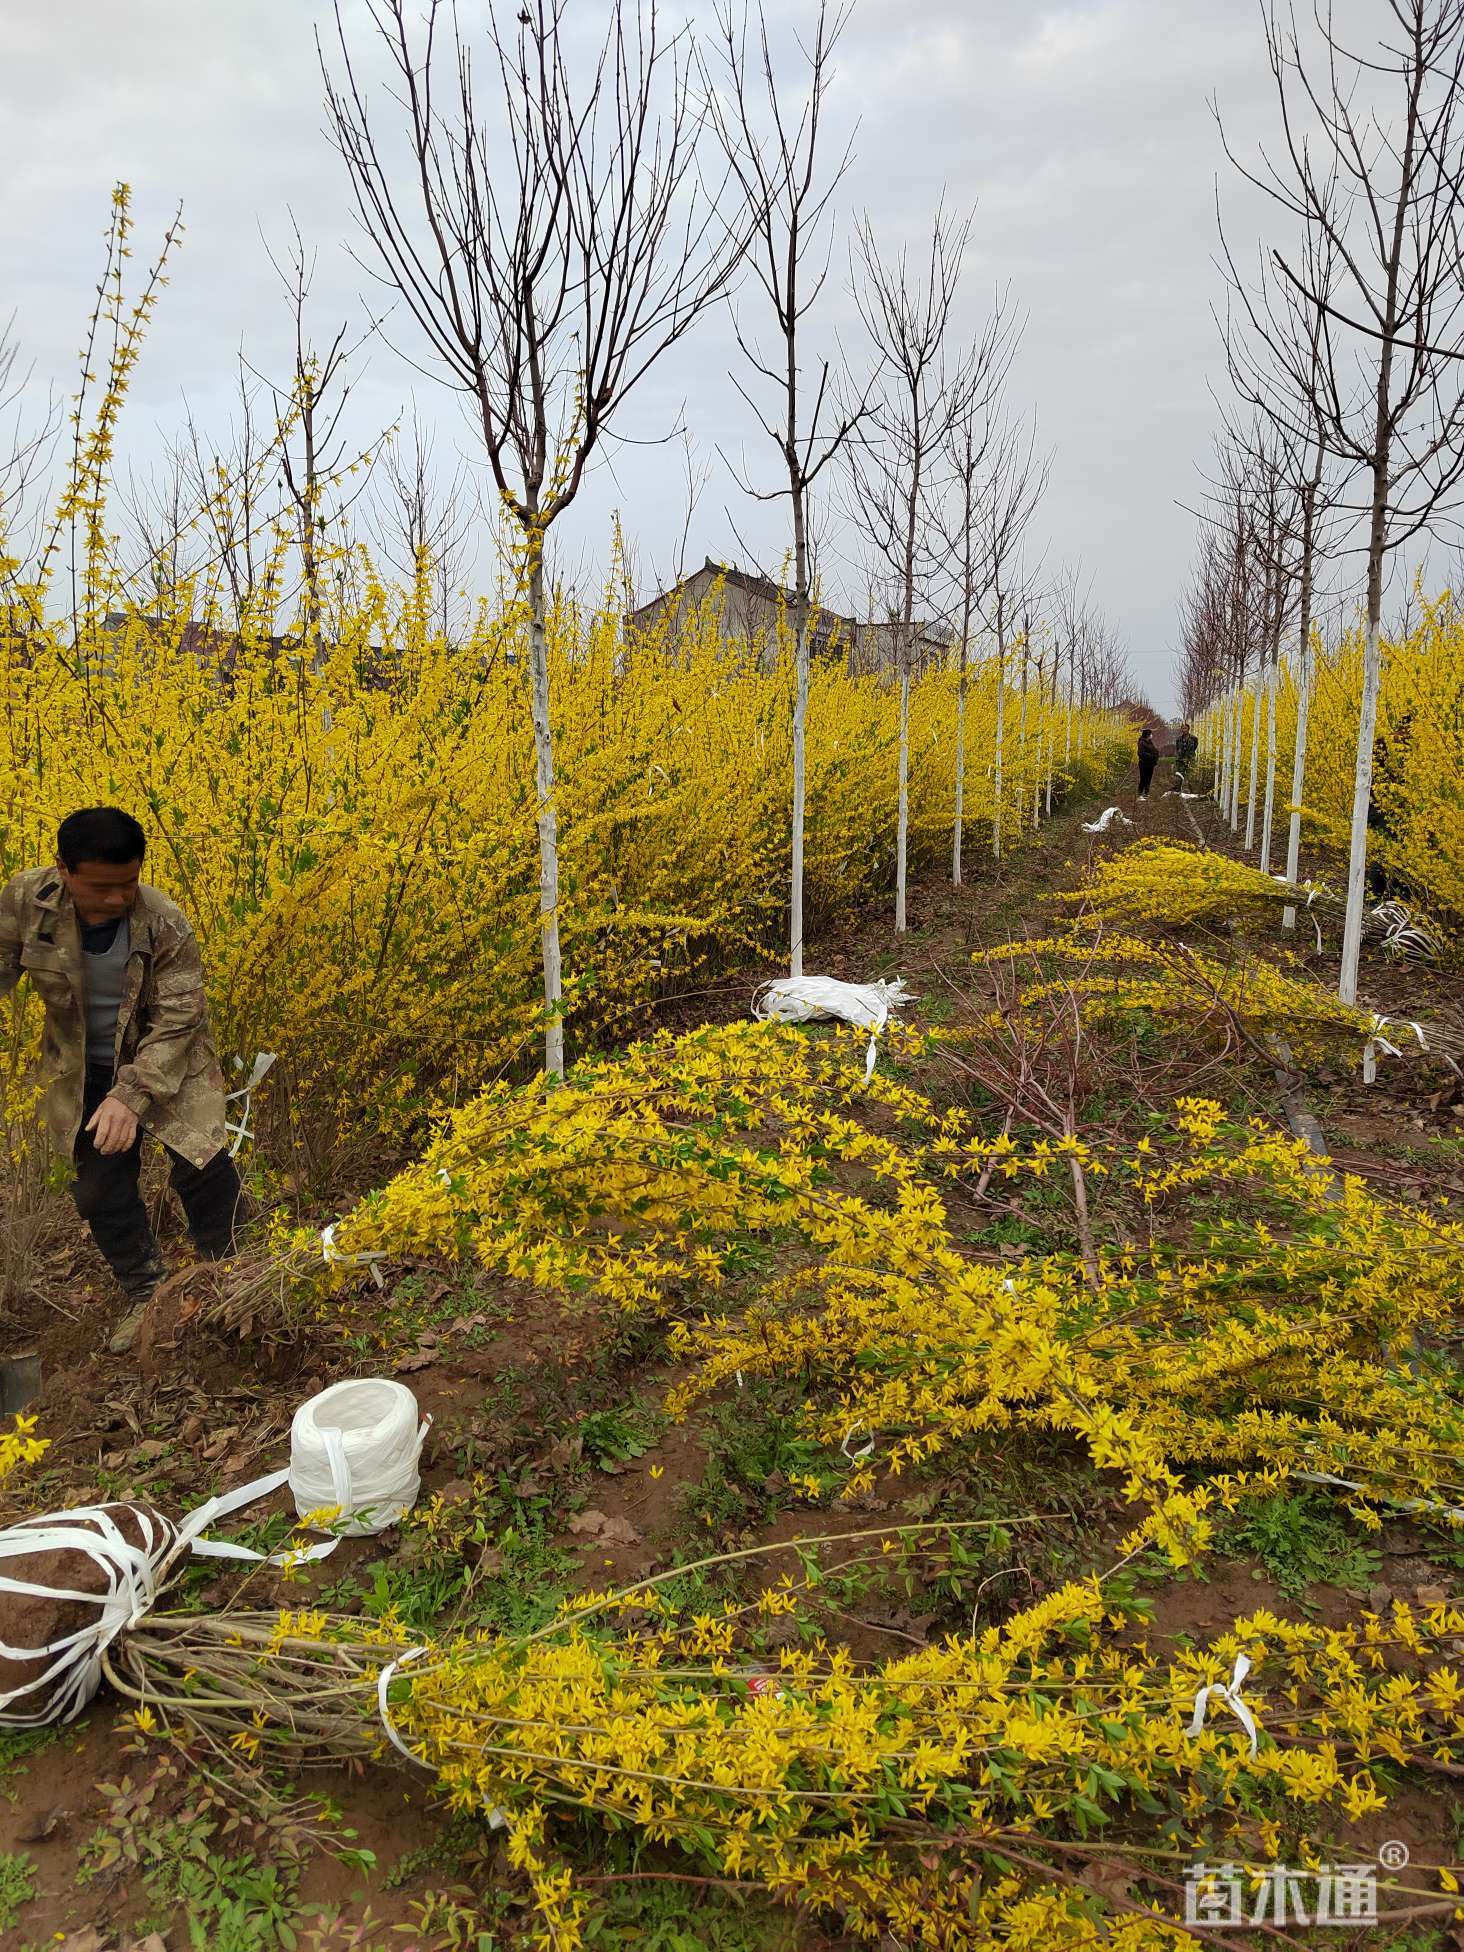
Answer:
[
  {"left": 1137, "top": 727, "right": 1159, "bottom": 800},
  {"left": 1174, "top": 723, "right": 1198, "bottom": 773}
]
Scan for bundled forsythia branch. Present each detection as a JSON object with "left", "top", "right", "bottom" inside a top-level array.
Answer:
[{"left": 110, "top": 1576, "right": 1464, "bottom": 1949}]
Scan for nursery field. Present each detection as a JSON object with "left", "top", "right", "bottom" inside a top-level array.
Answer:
[{"left": 1, "top": 703, "right": 1462, "bottom": 1952}]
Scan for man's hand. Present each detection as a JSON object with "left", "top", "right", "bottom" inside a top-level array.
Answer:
[{"left": 86, "top": 1094, "right": 139, "bottom": 1156}]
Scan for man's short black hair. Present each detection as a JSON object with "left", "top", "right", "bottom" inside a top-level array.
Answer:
[{"left": 57, "top": 807, "right": 146, "bottom": 871}]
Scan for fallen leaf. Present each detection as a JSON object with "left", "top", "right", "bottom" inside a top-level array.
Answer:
[
  {"left": 56, "top": 1930, "right": 109, "bottom": 1952},
  {"left": 395, "top": 1350, "right": 437, "bottom": 1373},
  {"left": 132, "top": 1439, "right": 169, "bottom": 1462},
  {"left": 568, "top": 1509, "right": 641, "bottom": 1547},
  {"left": 16, "top": 1805, "right": 61, "bottom": 1843},
  {"left": 1415, "top": 1583, "right": 1451, "bottom": 1607}
]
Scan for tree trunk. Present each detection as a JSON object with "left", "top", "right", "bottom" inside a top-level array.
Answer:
[
  {"left": 1281, "top": 490, "right": 1316, "bottom": 931},
  {"left": 790, "top": 502, "right": 810, "bottom": 977},
  {"left": 1243, "top": 668, "right": 1261, "bottom": 850},
  {"left": 992, "top": 605, "right": 1006, "bottom": 861},
  {"left": 1339, "top": 455, "right": 1390, "bottom": 1004},
  {"left": 895, "top": 661, "right": 910, "bottom": 932},
  {"left": 1228, "top": 681, "right": 1244, "bottom": 829},
  {"left": 952, "top": 639, "right": 967, "bottom": 886},
  {"left": 1259, "top": 655, "right": 1279, "bottom": 873},
  {"left": 527, "top": 544, "right": 565, "bottom": 1079}
]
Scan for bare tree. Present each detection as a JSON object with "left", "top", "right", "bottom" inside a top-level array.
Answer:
[
  {"left": 253, "top": 220, "right": 382, "bottom": 658},
  {"left": 970, "top": 413, "right": 1048, "bottom": 861},
  {"left": 1220, "top": 0, "right": 1464, "bottom": 1001},
  {"left": 930, "top": 298, "right": 1022, "bottom": 883},
  {"left": 0, "top": 317, "right": 61, "bottom": 610},
  {"left": 846, "top": 206, "right": 973, "bottom": 931},
  {"left": 369, "top": 408, "right": 477, "bottom": 641},
  {"left": 707, "top": 1, "right": 865, "bottom": 976},
  {"left": 181, "top": 361, "right": 283, "bottom": 631},
  {"left": 325, "top": 0, "right": 751, "bottom": 1075},
  {"left": 1220, "top": 206, "right": 1344, "bottom": 918}
]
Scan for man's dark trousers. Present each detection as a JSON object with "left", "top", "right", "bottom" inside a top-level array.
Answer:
[{"left": 74, "top": 1066, "right": 244, "bottom": 1297}]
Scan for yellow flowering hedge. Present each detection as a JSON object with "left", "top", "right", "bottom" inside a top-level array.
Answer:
[
  {"left": 0, "top": 587, "right": 1121, "bottom": 1157},
  {"left": 1204, "top": 594, "right": 1464, "bottom": 925},
  {"left": 324, "top": 1021, "right": 1464, "bottom": 1563}
]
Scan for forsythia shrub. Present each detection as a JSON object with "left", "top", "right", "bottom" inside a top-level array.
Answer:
[
  {"left": 123, "top": 1579, "right": 1464, "bottom": 1949},
  {"left": 0, "top": 586, "right": 1121, "bottom": 1158},
  {"left": 323, "top": 1022, "right": 1464, "bottom": 1559},
  {"left": 1204, "top": 594, "right": 1464, "bottom": 926}
]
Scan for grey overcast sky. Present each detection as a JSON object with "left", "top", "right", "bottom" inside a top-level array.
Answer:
[{"left": 0, "top": 1, "right": 1367, "bottom": 710}]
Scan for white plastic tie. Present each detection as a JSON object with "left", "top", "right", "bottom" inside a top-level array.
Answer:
[
  {"left": 377, "top": 1646, "right": 506, "bottom": 1827},
  {"left": 321, "top": 1222, "right": 388, "bottom": 1289},
  {"left": 1187, "top": 1652, "right": 1259, "bottom": 1759},
  {"left": 224, "top": 1051, "right": 276, "bottom": 1158},
  {"left": 840, "top": 1422, "right": 876, "bottom": 1462}
]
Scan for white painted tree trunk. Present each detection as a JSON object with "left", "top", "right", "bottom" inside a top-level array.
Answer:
[
  {"left": 1281, "top": 640, "right": 1312, "bottom": 932},
  {"left": 1258, "top": 658, "right": 1278, "bottom": 873},
  {"left": 790, "top": 607, "right": 810, "bottom": 977},
  {"left": 1338, "top": 611, "right": 1384, "bottom": 1004},
  {"left": 1228, "top": 686, "right": 1244, "bottom": 829},
  {"left": 1243, "top": 675, "right": 1261, "bottom": 850},
  {"left": 952, "top": 654, "right": 966, "bottom": 886},
  {"left": 992, "top": 648, "right": 1006, "bottom": 860},
  {"left": 527, "top": 550, "right": 564, "bottom": 1080},
  {"left": 895, "top": 663, "right": 910, "bottom": 932}
]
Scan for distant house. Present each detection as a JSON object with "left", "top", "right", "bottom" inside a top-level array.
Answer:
[
  {"left": 626, "top": 559, "right": 951, "bottom": 676},
  {"left": 97, "top": 612, "right": 398, "bottom": 691}
]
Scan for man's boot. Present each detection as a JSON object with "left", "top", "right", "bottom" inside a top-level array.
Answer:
[{"left": 107, "top": 1253, "right": 165, "bottom": 1356}]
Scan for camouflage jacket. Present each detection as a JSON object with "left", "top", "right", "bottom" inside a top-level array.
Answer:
[{"left": 0, "top": 867, "right": 227, "bottom": 1169}]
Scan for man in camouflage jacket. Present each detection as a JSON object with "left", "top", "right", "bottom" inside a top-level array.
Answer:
[{"left": 0, "top": 806, "right": 243, "bottom": 1352}]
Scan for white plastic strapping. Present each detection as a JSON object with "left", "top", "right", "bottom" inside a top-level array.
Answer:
[
  {"left": 1187, "top": 1652, "right": 1259, "bottom": 1759},
  {"left": 0, "top": 1506, "right": 180, "bottom": 1726},
  {"left": 289, "top": 1379, "right": 429, "bottom": 1536},
  {"left": 224, "top": 1051, "right": 276, "bottom": 1158},
  {"left": 1081, "top": 806, "right": 1133, "bottom": 834},
  {"left": 377, "top": 1644, "right": 507, "bottom": 1825},
  {"left": 321, "top": 1222, "right": 388, "bottom": 1288},
  {"left": 752, "top": 975, "right": 914, "bottom": 1082}
]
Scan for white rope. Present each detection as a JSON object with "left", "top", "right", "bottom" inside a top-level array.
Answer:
[
  {"left": 1187, "top": 1653, "right": 1258, "bottom": 1759},
  {"left": 0, "top": 1507, "right": 178, "bottom": 1725}
]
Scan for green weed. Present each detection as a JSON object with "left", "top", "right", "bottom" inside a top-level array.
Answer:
[
  {"left": 1224, "top": 1492, "right": 1382, "bottom": 1601},
  {"left": 0, "top": 1850, "right": 36, "bottom": 1931}
]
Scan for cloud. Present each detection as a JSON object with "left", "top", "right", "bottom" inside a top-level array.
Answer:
[{"left": 0, "top": 0, "right": 1393, "bottom": 708}]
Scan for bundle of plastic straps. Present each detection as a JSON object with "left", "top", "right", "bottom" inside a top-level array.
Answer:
[{"left": 752, "top": 975, "right": 914, "bottom": 1081}]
